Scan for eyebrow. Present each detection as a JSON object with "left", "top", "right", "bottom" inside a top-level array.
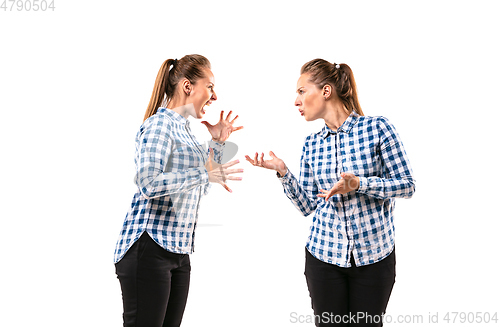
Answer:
[{"left": 296, "top": 87, "right": 304, "bottom": 93}]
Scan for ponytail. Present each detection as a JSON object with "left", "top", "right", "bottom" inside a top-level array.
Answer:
[
  {"left": 337, "top": 64, "right": 364, "bottom": 116},
  {"left": 143, "top": 59, "right": 176, "bottom": 122}
]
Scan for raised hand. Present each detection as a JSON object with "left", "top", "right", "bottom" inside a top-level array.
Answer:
[
  {"left": 318, "top": 172, "right": 360, "bottom": 200},
  {"left": 245, "top": 151, "right": 288, "bottom": 177},
  {"left": 205, "top": 148, "right": 243, "bottom": 193},
  {"left": 201, "top": 110, "right": 243, "bottom": 143}
]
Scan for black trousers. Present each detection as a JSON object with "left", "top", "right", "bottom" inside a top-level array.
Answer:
[
  {"left": 115, "top": 233, "right": 191, "bottom": 327},
  {"left": 305, "top": 248, "right": 396, "bottom": 327}
]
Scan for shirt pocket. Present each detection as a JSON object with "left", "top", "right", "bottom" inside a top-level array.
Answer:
[{"left": 341, "top": 145, "right": 381, "bottom": 177}]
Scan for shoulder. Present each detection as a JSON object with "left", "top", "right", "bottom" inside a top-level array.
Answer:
[
  {"left": 139, "top": 112, "right": 177, "bottom": 138},
  {"left": 305, "top": 131, "right": 321, "bottom": 146},
  {"left": 356, "top": 115, "right": 391, "bottom": 126},
  {"left": 356, "top": 115, "right": 397, "bottom": 133}
]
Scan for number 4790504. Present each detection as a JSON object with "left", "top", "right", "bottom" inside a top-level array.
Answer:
[{"left": 1, "top": 0, "right": 55, "bottom": 11}]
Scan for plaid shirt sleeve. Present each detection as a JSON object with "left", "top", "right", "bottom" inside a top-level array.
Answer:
[
  {"left": 135, "top": 119, "right": 209, "bottom": 199},
  {"left": 279, "top": 136, "right": 319, "bottom": 216},
  {"left": 356, "top": 117, "right": 415, "bottom": 199},
  {"left": 201, "top": 140, "right": 225, "bottom": 196}
]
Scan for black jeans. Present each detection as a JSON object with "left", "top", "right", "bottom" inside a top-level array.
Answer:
[
  {"left": 305, "top": 248, "right": 396, "bottom": 327},
  {"left": 115, "top": 233, "right": 191, "bottom": 327}
]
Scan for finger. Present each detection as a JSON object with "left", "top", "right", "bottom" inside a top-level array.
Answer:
[
  {"left": 254, "top": 152, "right": 259, "bottom": 165},
  {"left": 230, "top": 115, "right": 239, "bottom": 124},
  {"left": 326, "top": 187, "right": 339, "bottom": 200},
  {"left": 219, "top": 110, "right": 224, "bottom": 121},
  {"left": 269, "top": 151, "right": 278, "bottom": 159},
  {"left": 317, "top": 189, "right": 329, "bottom": 197},
  {"left": 222, "top": 159, "right": 240, "bottom": 168},
  {"left": 260, "top": 152, "right": 265, "bottom": 165},
  {"left": 225, "top": 110, "right": 233, "bottom": 121},
  {"left": 222, "top": 183, "right": 232, "bottom": 193},
  {"left": 201, "top": 121, "right": 213, "bottom": 128},
  {"left": 233, "top": 126, "right": 244, "bottom": 132},
  {"left": 244, "top": 155, "right": 255, "bottom": 165},
  {"left": 223, "top": 168, "right": 244, "bottom": 175},
  {"left": 225, "top": 175, "right": 243, "bottom": 181}
]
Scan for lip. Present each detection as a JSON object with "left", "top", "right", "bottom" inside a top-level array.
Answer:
[
  {"left": 201, "top": 100, "right": 211, "bottom": 115},
  {"left": 298, "top": 109, "right": 304, "bottom": 116}
]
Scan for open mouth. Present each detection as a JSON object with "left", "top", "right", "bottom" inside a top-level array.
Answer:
[
  {"left": 299, "top": 109, "right": 304, "bottom": 116},
  {"left": 201, "top": 100, "right": 212, "bottom": 115}
]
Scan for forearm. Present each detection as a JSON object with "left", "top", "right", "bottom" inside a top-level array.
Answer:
[
  {"left": 357, "top": 175, "right": 415, "bottom": 200},
  {"left": 280, "top": 170, "right": 317, "bottom": 216},
  {"left": 137, "top": 167, "right": 209, "bottom": 199}
]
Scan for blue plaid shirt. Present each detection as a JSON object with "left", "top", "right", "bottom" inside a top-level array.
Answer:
[
  {"left": 114, "top": 107, "right": 224, "bottom": 263},
  {"left": 279, "top": 112, "right": 415, "bottom": 267}
]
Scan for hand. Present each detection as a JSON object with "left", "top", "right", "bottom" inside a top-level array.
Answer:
[
  {"left": 318, "top": 172, "right": 360, "bottom": 200},
  {"left": 205, "top": 148, "right": 243, "bottom": 193},
  {"left": 245, "top": 151, "right": 288, "bottom": 177},
  {"left": 201, "top": 110, "right": 243, "bottom": 143}
]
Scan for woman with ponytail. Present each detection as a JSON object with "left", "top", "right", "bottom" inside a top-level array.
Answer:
[
  {"left": 114, "top": 54, "right": 243, "bottom": 327},
  {"left": 246, "top": 59, "right": 415, "bottom": 326}
]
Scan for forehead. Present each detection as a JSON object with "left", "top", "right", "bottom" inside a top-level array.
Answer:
[
  {"left": 297, "top": 73, "right": 312, "bottom": 88},
  {"left": 202, "top": 68, "right": 215, "bottom": 84}
]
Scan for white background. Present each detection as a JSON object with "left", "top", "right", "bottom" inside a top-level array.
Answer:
[{"left": 1, "top": 0, "right": 499, "bottom": 326}]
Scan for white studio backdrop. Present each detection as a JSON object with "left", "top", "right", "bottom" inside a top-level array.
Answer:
[{"left": 1, "top": 0, "right": 499, "bottom": 326}]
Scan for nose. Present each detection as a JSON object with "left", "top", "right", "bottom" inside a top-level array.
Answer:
[
  {"left": 211, "top": 90, "right": 217, "bottom": 101},
  {"left": 295, "top": 96, "right": 301, "bottom": 107}
]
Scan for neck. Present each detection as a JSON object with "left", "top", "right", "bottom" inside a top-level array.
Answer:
[
  {"left": 167, "top": 98, "right": 195, "bottom": 119},
  {"left": 323, "top": 101, "right": 350, "bottom": 131}
]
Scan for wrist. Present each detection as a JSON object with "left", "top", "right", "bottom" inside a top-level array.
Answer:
[{"left": 277, "top": 167, "right": 288, "bottom": 177}]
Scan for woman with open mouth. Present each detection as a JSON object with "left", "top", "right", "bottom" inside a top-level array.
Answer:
[
  {"left": 246, "top": 59, "right": 415, "bottom": 326},
  {"left": 114, "top": 54, "right": 243, "bottom": 327}
]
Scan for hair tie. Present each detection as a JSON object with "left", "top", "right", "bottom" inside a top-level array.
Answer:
[
  {"left": 173, "top": 58, "right": 178, "bottom": 66},
  {"left": 335, "top": 63, "right": 340, "bottom": 69}
]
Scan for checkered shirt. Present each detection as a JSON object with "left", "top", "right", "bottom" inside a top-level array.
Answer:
[
  {"left": 114, "top": 107, "right": 224, "bottom": 263},
  {"left": 279, "top": 112, "right": 415, "bottom": 267}
]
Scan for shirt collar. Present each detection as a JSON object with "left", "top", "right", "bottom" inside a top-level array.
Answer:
[
  {"left": 157, "top": 107, "right": 188, "bottom": 125},
  {"left": 317, "top": 111, "right": 360, "bottom": 139}
]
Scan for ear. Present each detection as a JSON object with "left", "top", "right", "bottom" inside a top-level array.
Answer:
[
  {"left": 322, "top": 84, "right": 332, "bottom": 100},
  {"left": 181, "top": 79, "right": 192, "bottom": 96}
]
